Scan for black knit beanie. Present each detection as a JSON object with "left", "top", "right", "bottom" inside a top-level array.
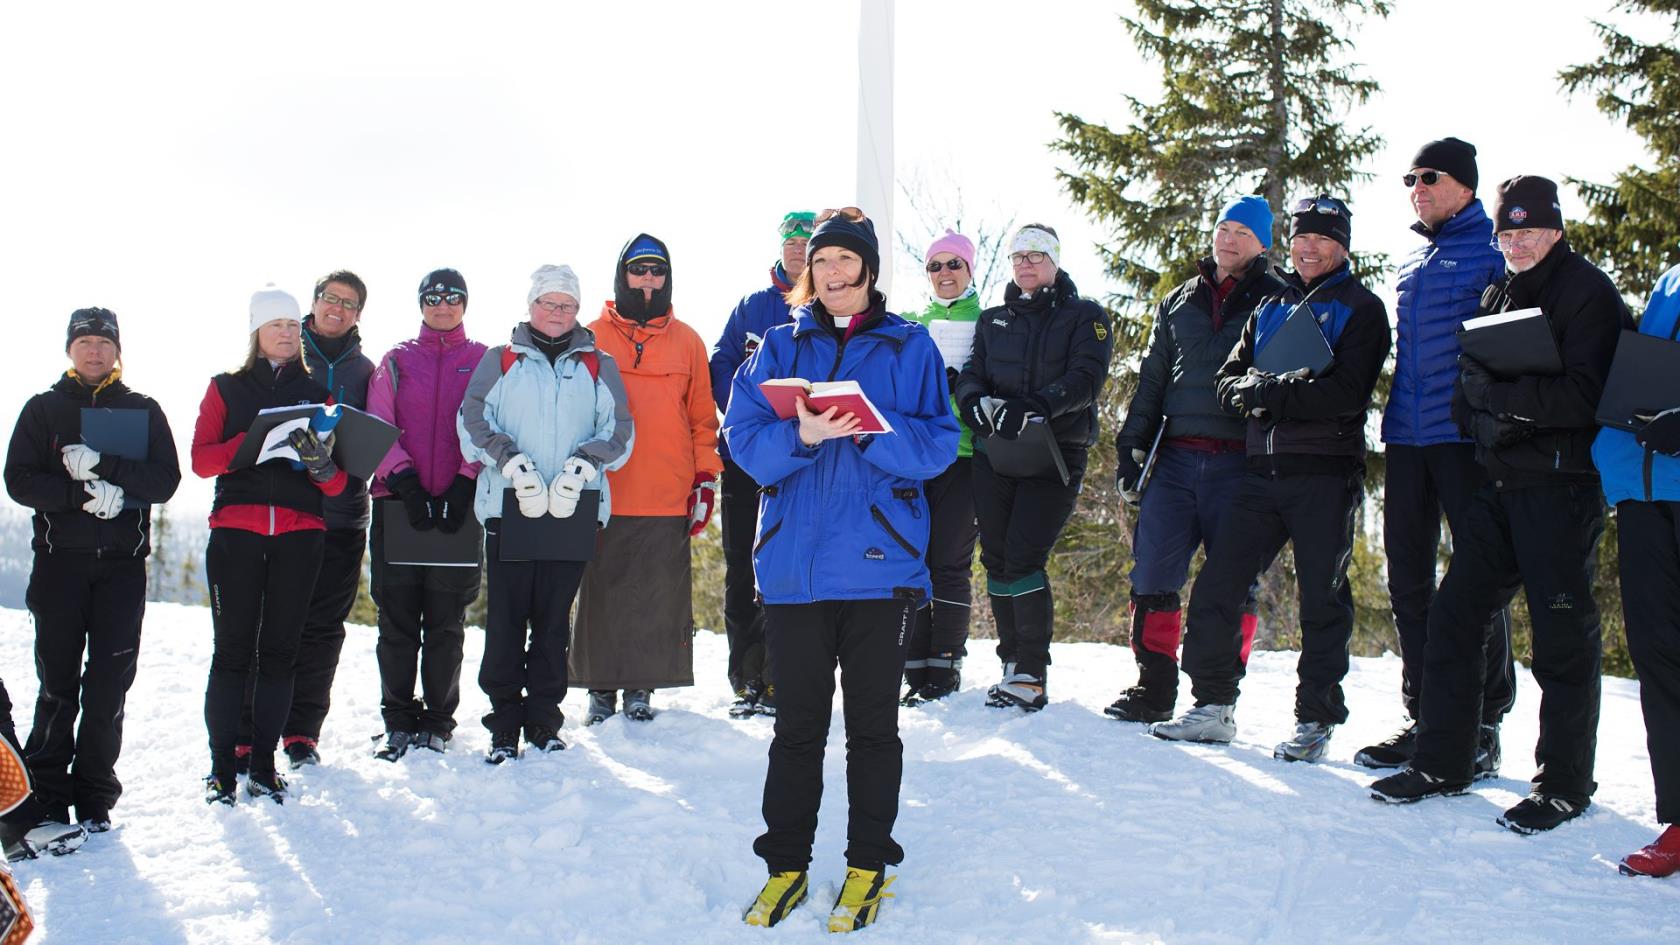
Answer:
[
  {"left": 1492, "top": 176, "right": 1565, "bottom": 233},
  {"left": 1410, "top": 137, "right": 1479, "bottom": 192}
]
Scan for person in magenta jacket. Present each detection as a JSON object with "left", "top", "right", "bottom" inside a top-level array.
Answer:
[{"left": 363, "top": 268, "right": 489, "bottom": 760}]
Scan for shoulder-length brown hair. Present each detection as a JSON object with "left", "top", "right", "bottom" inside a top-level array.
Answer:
[{"left": 783, "top": 253, "right": 879, "bottom": 309}]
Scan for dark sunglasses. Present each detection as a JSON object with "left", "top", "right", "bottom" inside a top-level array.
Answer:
[
  {"left": 925, "top": 259, "right": 966, "bottom": 273},
  {"left": 625, "top": 263, "right": 669, "bottom": 277},
  {"left": 1292, "top": 195, "right": 1348, "bottom": 217},
  {"left": 816, "top": 206, "right": 866, "bottom": 224},
  {"left": 422, "top": 292, "right": 466, "bottom": 307},
  {"left": 1403, "top": 171, "right": 1444, "bottom": 188}
]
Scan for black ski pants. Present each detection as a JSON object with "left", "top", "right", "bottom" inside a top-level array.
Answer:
[
  {"left": 204, "top": 528, "right": 323, "bottom": 781},
  {"left": 756, "top": 598, "right": 913, "bottom": 873},
  {"left": 283, "top": 526, "right": 366, "bottom": 740},
  {"left": 22, "top": 552, "right": 145, "bottom": 820},
  {"left": 1182, "top": 470, "right": 1361, "bottom": 724},
  {"left": 1615, "top": 500, "right": 1680, "bottom": 822},
  {"left": 371, "top": 503, "right": 479, "bottom": 736},
  {"left": 721, "top": 459, "right": 771, "bottom": 693},
  {"left": 1413, "top": 482, "right": 1604, "bottom": 799},
  {"left": 906, "top": 456, "right": 979, "bottom": 670},
  {"left": 1384, "top": 443, "right": 1514, "bottom": 724},
  {"left": 479, "top": 520, "right": 585, "bottom": 735},
  {"left": 972, "top": 448, "right": 1085, "bottom": 677}
]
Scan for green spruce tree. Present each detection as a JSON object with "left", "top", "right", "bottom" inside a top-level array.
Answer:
[{"left": 1559, "top": 0, "right": 1680, "bottom": 300}]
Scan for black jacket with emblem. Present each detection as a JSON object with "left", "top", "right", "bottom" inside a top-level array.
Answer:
[
  {"left": 954, "top": 270, "right": 1114, "bottom": 451},
  {"left": 301, "top": 320, "right": 375, "bottom": 530}
]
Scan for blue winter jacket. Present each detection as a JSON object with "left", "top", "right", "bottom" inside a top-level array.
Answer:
[
  {"left": 1381, "top": 200, "right": 1506, "bottom": 446},
  {"left": 1594, "top": 263, "right": 1680, "bottom": 505},
  {"left": 457, "top": 324, "right": 635, "bottom": 526},
  {"left": 710, "top": 264, "right": 796, "bottom": 462},
  {"left": 721, "top": 304, "right": 960, "bottom": 605}
]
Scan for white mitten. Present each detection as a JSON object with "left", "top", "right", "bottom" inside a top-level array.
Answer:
[
  {"left": 82, "top": 480, "right": 124, "bottom": 519},
  {"left": 502, "top": 453, "right": 548, "bottom": 518},
  {"left": 61, "top": 444, "right": 101, "bottom": 481},
  {"left": 549, "top": 456, "right": 598, "bottom": 518}
]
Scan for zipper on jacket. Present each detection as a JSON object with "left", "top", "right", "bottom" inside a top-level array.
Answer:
[
  {"left": 1645, "top": 447, "right": 1656, "bottom": 503},
  {"left": 870, "top": 505, "right": 921, "bottom": 558},
  {"left": 753, "top": 519, "right": 782, "bottom": 555},
  {"left": 892, "top": 486, "right": 922, "bottom": 520}
]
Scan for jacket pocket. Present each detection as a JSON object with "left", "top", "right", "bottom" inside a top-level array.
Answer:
[{"left": 870, "top": 504, "right": 922, "bottom": 558}]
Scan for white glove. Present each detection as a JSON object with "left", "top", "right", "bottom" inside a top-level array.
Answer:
[
  {"left": 502, "top": 453, "right": 548, "bottom": 518},
  {"left": 549, "top": 456, "right": 597, "bottom": 519},
  {"left": 82, "top": 480, "right": 124, "bottom": 519},
  {"left": 62, "top": 444, "right": 101, "bottom": 481}
]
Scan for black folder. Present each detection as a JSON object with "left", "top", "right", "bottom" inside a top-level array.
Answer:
[
  {"left": 81, "top": 408, "right": 150, "bottom": 510},
  {"left": 982, "top": 419, "right": 1069, "bottom": 485},
  {"left": 497, "top": 489, "right": 600, "bottom": 562},
  {"left": 1596, "top": 330, "right": 1680, "bottom": 432},
  {"left": 1456, "top": 307, "right": 1564, "bottom": 378},
  {"left": 229, "top": 403, "right": 400, "bottom": 479},
  {"left": 1254, "top": 304, "right": 1334, "bottom": 377},
  {"left": 379, "top": 498, "right": 483, "bottom": 566}
]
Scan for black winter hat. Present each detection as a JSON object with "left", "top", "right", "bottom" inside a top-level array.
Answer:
[
  {"left": 1492, "top": 176, "right": 1565, "bottom": 233},
  {"left": 1410, "top": 137, "right": 1479, "bottom": 192},
  {"left": 1288, "top": 194, "right": 1353, "bottom": 250},
  {"left": 808, "top": 214, "right": 881, "bottom": 280},
  {"left": 417, "top": 268, "right": 469, "bottom": 307},
  {"left": 66, "top": 307, "right": 120, "bottom": 352}
]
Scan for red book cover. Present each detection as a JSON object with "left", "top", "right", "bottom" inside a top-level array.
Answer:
[{"left": 758, "top": 378, "right": 894, "bottom": 434}]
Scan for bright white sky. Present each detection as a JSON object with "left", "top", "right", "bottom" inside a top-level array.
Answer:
[{"left": 0, "top": 0, "right": 1657, "bottom": 514}]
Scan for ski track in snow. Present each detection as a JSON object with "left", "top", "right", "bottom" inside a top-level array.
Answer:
[{"left": 1, "top": 603, "right": 1675, "bottom": 944}]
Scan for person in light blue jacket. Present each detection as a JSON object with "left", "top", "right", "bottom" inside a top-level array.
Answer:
[
  {"left": 457, "top": 264, "right": 633, "bottom": 764},
  {"left": 727, "top": 208, "right": 958, "bottom": 931},
  {"left": 1594, "top": 261, "right": 1680, "bottom": 877}
]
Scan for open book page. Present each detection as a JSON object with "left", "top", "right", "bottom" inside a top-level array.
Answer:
[
  {"left": 255, "top": 417, "right": 310, "bottom": 465},
  {"left": 1461, "top": 307, "right": 1543, "bottom": 332},
  {"left": 927, "top": 320, "right": 978, "bottom": 370}
]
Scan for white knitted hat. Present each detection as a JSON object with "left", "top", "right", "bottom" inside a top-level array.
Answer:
[
  {"left": 528, "top": 264, "right": 581, "bottom": 305},
  {"left": 250, "top": 283, "right": 301, "bottom": 332}
]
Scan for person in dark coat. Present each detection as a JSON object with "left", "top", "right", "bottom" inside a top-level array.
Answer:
[
  {"left": 1361, "top": 138, "right": 1514, "bottom": 776},
  {"left": 3, "top": 306, "right": 180, "bottom": 834},
  {"left": 1105, "top": 196, "right": 1281, "bottom": 723},
  {"left": 953, "top": 224, "right": 1114, "bottom": 712},
  {"left": 1371, "top": 176, "right": 1633, "bottom": 837},
  {"left": 1151, "top": 194, "right": 1390, "bottom": 764}
]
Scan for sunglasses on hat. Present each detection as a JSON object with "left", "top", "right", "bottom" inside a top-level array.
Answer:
[
  {"left": 1402, "top": 171, "right": 1444, "bottom": 188},
  {"left": 816, "top": 206, "right": 866, "bottom": 224},
  {"left": 925, "top": 259, "right": 966, "bottom": 273},
  {"left": 626, "top": 263, "right": 669, "bottom": 277},
  {"left": 1292, "top": 196, "right": 1348, "bottom": 217},
  {"left": 422, "top": 292, "right": 466, "bottom": 307}
]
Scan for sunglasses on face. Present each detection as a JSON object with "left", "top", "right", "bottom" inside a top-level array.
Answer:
[
  {"left": 816, "top": 206, "right": 866, "bottom": 224},
  {"left": 422, "top": 292, "right": 466, "bottom": 307},
  {"left": 317, "top": 290, "right": 361, "bottom": 311},
  {"left": 1403, "top": 171, "right": 1444, "bottom": 188},
  {"left": 625, "top": 263, "right": 668, "bottom": 277},
  {"left": 1009, "top": 251, "right": 1049, "bottom": 266},
  {"left": 533, "top": 299, "right": 581, "bottom": 315},
  {"left": 926, "top": 259, "right": 966, "bottom": 273},
  {"left": 1292, "top": 196, "right": 1348, "bottom": 216}
]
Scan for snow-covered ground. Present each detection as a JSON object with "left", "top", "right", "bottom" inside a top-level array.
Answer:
[{"left": 2, "top": 603, "right": 1675, "bottom": 944}]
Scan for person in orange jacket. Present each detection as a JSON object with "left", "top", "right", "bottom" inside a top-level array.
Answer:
[{"left": 571, "top": 234, "right": 723, "bottom": 724}]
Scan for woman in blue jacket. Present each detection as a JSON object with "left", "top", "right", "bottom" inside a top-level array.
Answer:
[{"left": 725, "top": 208, "right": 958, "bottom": 932}]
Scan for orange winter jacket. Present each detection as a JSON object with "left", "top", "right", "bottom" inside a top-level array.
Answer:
[{"left": 588, "top": 302, "right": 722, "bottom": 516}]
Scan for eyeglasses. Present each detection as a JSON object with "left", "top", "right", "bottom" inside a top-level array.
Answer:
[
  {"left": 625, "top": 263, "right": 669, "bottom": 277},
  {"left": 1495, "top": 231, "right": 1549, "bottom": 249},
  {"left": 926, "top": 259, "right": 967, "bottom": 273},
  {"left": 1292, "top": 196, "right": 1348, "bottom": 217},
  {"left": 533, "top": 299, "right": 581, "bottom": 315},
  {"left": 422, "top": 292, "right": 466, "bottom": 307},
  {"left": 816, "top": 206, "right": 866, "bottom": 224},
  {"left": 317, "top": 290, "right": 361, "bottom": 311},
  {"left": 1009, "top": 251, "right": 1049, "bottom": 266},
  {"left": 1402, "top": 171, "right": 1443, "bottom": 188}
]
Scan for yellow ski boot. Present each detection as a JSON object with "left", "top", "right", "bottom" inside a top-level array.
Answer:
[
  {"left": 744, "top": 870, "right": 808, "bottom": 927},
  {"left": 827, "top": 867, "right": 895, "bottom": 932}
]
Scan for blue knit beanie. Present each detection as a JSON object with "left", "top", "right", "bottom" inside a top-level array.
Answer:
[{"left": 1216, "top": 195, "right": 1274, "bottom": 249}]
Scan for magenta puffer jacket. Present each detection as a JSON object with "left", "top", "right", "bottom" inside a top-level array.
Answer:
[{"left": 368, "top": 323, "right": 489, "bottom": 495}]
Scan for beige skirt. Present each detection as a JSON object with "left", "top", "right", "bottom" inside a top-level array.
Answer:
[{"left": 569, "top": 515, "right": 695, "bottom": 690}]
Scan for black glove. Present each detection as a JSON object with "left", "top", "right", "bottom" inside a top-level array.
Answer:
[
  {"left": 1471, "top": 412, "right": 1531, "bottom": 451},
  {"left": 1459, "top": 356, "right": 1495, "bottom": 412},
  {"left": 1231, "top": 369, "right": 1275, "bottom": 418},
  {"left": 436, "top": 474, "right": 477, "bottom": 533},
  {"left": 991, "top": 398, "right": 1036, "bottom": 440},
  {"left": 1115, "top": 443, "right": 1143, "bottom": 493},
  {"left": 288, "top": 428, "right": 339, "bottom": 484},
  {"left": 388, "top": 469, "right": 434, "bottom": 531},
  {"left": 961, "top": 397, "right": 995, "bottom": 438},
  {"left": 946, "top": 367, "right": 960, "bottom": 398},
  {"left": 1636, "top": 407, "right": 1680, "bottom": 457}
]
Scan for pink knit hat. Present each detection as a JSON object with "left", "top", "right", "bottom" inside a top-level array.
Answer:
[{"left": 925, "top": 229, "right": 976, "bottom": 273}]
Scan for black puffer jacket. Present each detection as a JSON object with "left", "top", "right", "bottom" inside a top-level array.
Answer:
[
  {"left": 302, "top": 321, "right": 375, "bottom": 530},
  {"left": 954, "top": 270, "right": 1114, "bottom": 450},
  {"left": 1116, "top": 256, "right": 1285, "bottom": 451},
  {"left": 4, "top": 373, "right": 181, "bottom": 557},
  {"left": 1451, "top": 238, "right": 1632, "bottom": 486},
  {"left": 209, "top": 361, "right": 334, "bottom": 517}
]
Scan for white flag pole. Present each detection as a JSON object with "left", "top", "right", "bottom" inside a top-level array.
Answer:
[{"left": 857, "top": 0, "right": 894, "bottom": 303}]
